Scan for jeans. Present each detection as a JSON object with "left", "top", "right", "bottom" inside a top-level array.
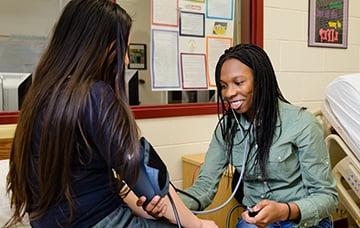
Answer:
[{"left": 236, "top": 217, "right": 332, "bottom": 228}]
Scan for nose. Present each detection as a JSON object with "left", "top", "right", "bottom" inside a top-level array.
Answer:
[
  {"left": 125, "top": 52, "right": 130, "bottom": 66},
  {"left": 223, "top": 85, "right": 237, "bottom": 100}
]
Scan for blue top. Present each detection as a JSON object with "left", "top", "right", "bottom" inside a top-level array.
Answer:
[{"left": 29, "top": 81, "right": 123, "bottom": 227}]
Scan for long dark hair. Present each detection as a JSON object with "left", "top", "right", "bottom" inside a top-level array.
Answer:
[
  {"left": 215, "top": 44, "right": 289, "bottom": 178},
  {"left": 7, "top": 0, "right": 138, "bottom": 226}
]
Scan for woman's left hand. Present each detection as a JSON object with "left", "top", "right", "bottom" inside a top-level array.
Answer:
[
  {"left": 136, "top": 195, "right": 167, "bottom": 218},
  {"left": 241, "top": 199, "right": 288, "bottom": 228}
]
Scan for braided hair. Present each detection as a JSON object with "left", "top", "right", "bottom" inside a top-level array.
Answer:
[{"left": 214, "top": 44, "right": 289, "bottom": 178}]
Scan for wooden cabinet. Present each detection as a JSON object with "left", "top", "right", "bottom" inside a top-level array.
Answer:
[
  {"left": 0, "top": 138, "right": 12, "bottom": 160},
  {"left": 182, "top": 153, "right": 242, "bottom": 228}
]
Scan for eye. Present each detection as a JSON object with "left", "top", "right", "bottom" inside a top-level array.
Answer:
[
  {"left": 235, "top": 81, "right": 244, "bottom": 86},
  {"left": 221, "top": 84, "right": 227, "bottom": 89}
]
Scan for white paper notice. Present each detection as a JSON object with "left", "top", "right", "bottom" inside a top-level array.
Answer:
[
  {"left": 180, "top": 12, "right": 204, "bottom": 37},
  {"left": 181, "top": 54, "right": 207, "bottom": 89},
  {"left": 152, "top": 0, "right": 178, "bottom": 26},
  {"left": 180, "top": 37, "right": 206, "bottom": 53},
  {"left": 152, "top": 30, "right": 180, "bottom": 89},
  {"left": 207, "top": 37, "right": 231, "bottom": 86},
  {"left": 207, "top": 0, "right": 233, "bottom": 20}
]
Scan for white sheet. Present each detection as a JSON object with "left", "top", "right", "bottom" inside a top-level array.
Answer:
[
  {"left": 325, "top": 73, "right": 360, "bottom": 161},
  {"left": 0, "top": 160, "right": 30, "bottom": 227},
  {"left": 0, "top": 159, "right": 12, "bottom": 226}
]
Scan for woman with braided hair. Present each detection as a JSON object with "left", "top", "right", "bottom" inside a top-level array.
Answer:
[{"left": 180, "top": 44, "right": 338, "bottom": 227}]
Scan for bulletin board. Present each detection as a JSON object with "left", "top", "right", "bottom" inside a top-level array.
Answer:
[{"left": 150, "top": 0, "right": 234, "bottom": 91}]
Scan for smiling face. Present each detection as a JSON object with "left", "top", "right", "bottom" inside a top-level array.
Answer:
[{"left": 220, "top": 58, "right": 254, "bottom": 118}]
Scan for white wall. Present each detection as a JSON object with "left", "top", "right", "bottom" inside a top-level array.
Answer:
[
  {"left": 0, "top": 116, "right": 219, "bottom": 189},
  {"left": 0, "top": 0, "right": 167, "bottom": 105},
  {"left": 2, "top": 0, "right": 360, "bottom": 189},
  {"left": 264, "top": 0, "right": 360, "bottom": 110},
  {"left": 0, "top": 0, "right": 217, "bottom": 189},
  {"left": 140, "top": 0, "right": 360, "bottom": 187},
  {"left": 0, "top": 0, "right": 60, "bottom": 37},
  {"left": 137, "top": 115, "right": 218, "bottom": 187}
]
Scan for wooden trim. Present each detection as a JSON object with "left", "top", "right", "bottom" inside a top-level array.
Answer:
[
  {"left": 0, "top": 0, "right": 263, "bottom": 123},
  {"left": 0, "top": 112, "right": 19, "bottom": 125},
  {"left": 241, "top": 0, "right": 251, "bottom": 43},
  {"left": 132, "top": 103, "right": 219, "bottom": 119},
  {"left": 0, "top": 104, "right": 219, "bottom": 123},
  {"left": 251, "top": 0, "right": 264, "bottom": 47}
]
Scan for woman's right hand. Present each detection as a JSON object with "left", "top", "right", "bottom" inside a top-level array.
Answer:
[
  {"left": 136, "top": 195, "right": 167, "bottom": 218},
  {"left": 199, "top": 219, "right": 218, "bottom": 228}
]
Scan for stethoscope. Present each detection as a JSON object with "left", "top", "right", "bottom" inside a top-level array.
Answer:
[{"left": 191, "top": 108, "right": 253, "bottom": 214}]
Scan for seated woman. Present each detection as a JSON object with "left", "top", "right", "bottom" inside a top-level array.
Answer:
[
  {"left": 180, "top": 44, "right": 338, "bottom": 228},
  {"left": 6, "top": 0, "right": 217, "bottom": 227}
]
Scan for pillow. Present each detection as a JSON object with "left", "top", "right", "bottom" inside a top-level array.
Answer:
[{"left": 0, "top": 160, "right": 30, "bottom": 227}]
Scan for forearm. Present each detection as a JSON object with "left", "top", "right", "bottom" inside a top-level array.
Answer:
[
  {"left": 294, "top": 116, "right": 339, "bottom": 225},
  {"left": 277, "top": 202, "right": 300, "bottom": 221},
  {"left": 278, "top": 190, "right": 337, "bottom": 225},
  {"left": 164, "top": 186, "right": 202, "bottom": 228},
  {"left": 181, "top": 155, "right": 227, "bottom": 210},
  {"left": 123, "top": 185, "right": 204, "bottom": 227},
  {"left": 180, "top": 184, "right": 215, "bottom": 210},
  {"left": 293, "top": 193, "right": 338, "bottom": 226},
  {"left": 122, "top": 189, "right": 154, "bottom": 219},
  {"left": 287, "top": 202, "right": 300, "bottom": 221},
  {"left": 180, "top": 130, "right": 228, "bottom": 210}
]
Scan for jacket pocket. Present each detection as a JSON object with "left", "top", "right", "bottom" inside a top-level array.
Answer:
[{"left": 267, "top": 145, "right": 299, "bottom": 180}]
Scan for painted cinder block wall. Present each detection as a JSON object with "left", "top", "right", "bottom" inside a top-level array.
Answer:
[
  {"left": 264, "top": 0, "right": 360, "bottom": 110},
  {"left": 140, "top": 0, "right": 360, "bottom": 187},
  {"left": 1, "top": 0, "right": 359, "bottom": 188}
]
